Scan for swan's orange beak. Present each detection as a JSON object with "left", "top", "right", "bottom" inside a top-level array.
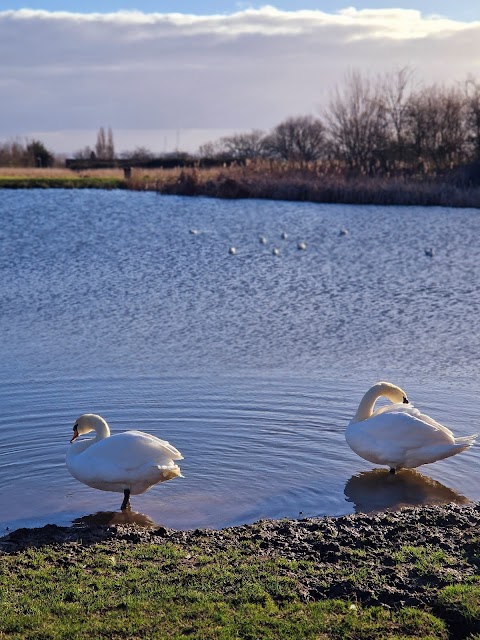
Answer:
[{"left": 70, "top": 427, "right": 79, "bottom": 443}]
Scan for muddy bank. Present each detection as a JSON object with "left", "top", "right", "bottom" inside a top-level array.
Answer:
[{"left": 2, "top": 504, "right": 479, "bottom": 616}]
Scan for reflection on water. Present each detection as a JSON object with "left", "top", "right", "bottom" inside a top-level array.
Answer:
[
  {"left": 1, "top": 191, "right": 480, "bottom": 531},
  {"left": 344, "top": 468, "right": 470, "bottom": 514},
  {"left": 72, "top": 509, "right": 159, "bottom": 528}
]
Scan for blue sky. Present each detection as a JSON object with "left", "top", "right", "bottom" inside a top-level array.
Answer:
[
  {"left": 1, "top": 3, "right": 479, "bottom": 154},
  {"left": 3, "top": 1, "right": 480, "bottom": 20}
]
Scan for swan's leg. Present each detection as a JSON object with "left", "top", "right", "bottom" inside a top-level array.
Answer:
[
  {"left": 121, "top": 489, "right": 131, "bottom": 510},
  {"left": 389, "top": 467, "right": 396, "bottom": 475}
]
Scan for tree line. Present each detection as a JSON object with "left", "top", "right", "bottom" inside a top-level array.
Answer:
[
  {"left": 1, "top": 69, "right": 479, "bottom": 182},
  {"left": 0, "top": 139, "right": 54, "bottom": 168},
  {"left": 201, "top": 69, "right": 480, "bottom": 180}
]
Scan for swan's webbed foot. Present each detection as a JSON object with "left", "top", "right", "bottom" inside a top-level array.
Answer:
[
  {"left": 121, "top": 489, "right": 131, "bottom": 510},
  {"left": 389, "top": 467, "right": 396, "bottom": 475}
]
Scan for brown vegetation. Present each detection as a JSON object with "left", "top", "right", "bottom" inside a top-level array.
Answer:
[
  {"left": 155, "top": 161, "right": 480, "bottom": 208},
  {"left": 2, "top": 163, "right": 480, "bottom": 208}
]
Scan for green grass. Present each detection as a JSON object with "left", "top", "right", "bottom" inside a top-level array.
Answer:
[
  {"left": 392, "top": 545, "right": 455, "bottom": 578},
  {"left": 0, "top": 176, "right": 127, "bottom": 189},
  {"left": 437, "top": 579, "right": 480, "bottom": 621},
  {"left": 0, "top": 542, "right": 448, "bottom": 640}
]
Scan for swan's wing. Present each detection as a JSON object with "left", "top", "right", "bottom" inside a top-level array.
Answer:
[
  {"left": 373, "top": 404, "right": 456, "bottom": 439},
  {"left": 82, "top": 431, "right": 183, "bottom": 474},
  {"left": 346, "top": 409, "right": 459, "bottom": 466},
  {"left": 359, "top": 411, "right": 456, "bottom": 449}
]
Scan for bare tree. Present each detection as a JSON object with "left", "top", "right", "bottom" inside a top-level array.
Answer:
[
  {"left": 405, "top": 85, "right": 468, "bottom": 172},
  {"left": 381, "top": 66, "right": 416, "bottom": 167},
  {"left": 95, "top": 126, "right": 115, "bottom": 160},
  {"left": 465, "top": 77, "right": 480, "bottom": 161},
  {"left": 265, "top": 116, "right": 325, "bottom": 163},
  {"left": 0, "top": 138, "right": 53, "bottom": 167},
  {"left": 0, "top": 139, "right": 26, "bottom": 166},
  {"left": 95, "top": 127, "right": 106, "bottom": 159},
  {"left": 73, "top": 146, "right": 95, "bottom": 160},
  {"left": 120, "top": 146, "right": 154, "bottom": 162},
  {"left": 106, "top": 127, "right": 115, "bottom": 160},
  {"left": 197, "top": 139, "right": 227, "bottom": 159},
  {"left": 324, "top": 70, "right": 388, "bottom": 172},
  {"left": 218, "top": 130, "right": 266, "bottom": 160}
]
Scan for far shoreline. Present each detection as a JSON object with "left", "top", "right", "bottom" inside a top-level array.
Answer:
[{"left": 1, "top": 166, "right": 480, "bottom": 209}]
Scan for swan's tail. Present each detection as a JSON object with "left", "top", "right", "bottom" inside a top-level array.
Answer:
[
  {"left": 454, "top": 434, "right": 477, "bottom": 450},
  {"left": 158, "top": 464, "right": 183, "bottom": 481}
]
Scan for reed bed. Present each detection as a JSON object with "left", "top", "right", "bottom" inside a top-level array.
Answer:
[
  {"left": 155, "top": 162, "right": 480, "bottom": 209},
  {"left": 1, "top": 164, "right": 479, "bottom": 208}
]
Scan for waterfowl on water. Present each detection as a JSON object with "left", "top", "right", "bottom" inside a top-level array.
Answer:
[
  {"left": 66, "top": 414, "right": 183, "bottom": 510},
  {"left": 297, "top": 241, "right": 307, "bottom": 250},
  {"left": 228, "top": 247, "right": 237, "bottom": 255},
  {"left": 345, "top": 382, "right": 476, "bottom": 473}
]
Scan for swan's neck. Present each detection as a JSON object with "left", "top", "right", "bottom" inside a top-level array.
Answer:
[
  {"left": 92, "top": 418, "right": 110, "bottom": 441},
  {"left": 351, "top": 385, "right": 383, "bottom": 423}
]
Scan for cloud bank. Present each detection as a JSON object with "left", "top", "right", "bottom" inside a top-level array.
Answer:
[{"left": 1, "top": 6, "right": 479, "bottom": 153}]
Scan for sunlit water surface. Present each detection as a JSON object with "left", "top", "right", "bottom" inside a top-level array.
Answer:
[{"left": 1, "top": 190, "right": 479, "bottom": 533}]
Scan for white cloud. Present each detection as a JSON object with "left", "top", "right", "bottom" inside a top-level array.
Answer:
[{"left": 1, "top": 6, "right": 479, "bottom": 154}]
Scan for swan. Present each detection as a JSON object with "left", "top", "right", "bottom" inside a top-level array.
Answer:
[
  {"left": 66, "top": 414, "right": 183, "bottom": 510},
  {"left": 345, "top": 382, "right": 477, "bottom": 473}
]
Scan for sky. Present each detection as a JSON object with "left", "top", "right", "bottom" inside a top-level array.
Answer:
[{"left": 1, "top": 1, "right": 479, "bottom": 155}]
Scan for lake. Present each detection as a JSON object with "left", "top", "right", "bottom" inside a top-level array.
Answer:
[{"left": 1, "top": 189, "right": 479, "bottom": 533}]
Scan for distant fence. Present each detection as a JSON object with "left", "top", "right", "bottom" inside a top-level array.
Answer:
[{"left": 65, "top": 156, "right": 244, "bottom": 172}]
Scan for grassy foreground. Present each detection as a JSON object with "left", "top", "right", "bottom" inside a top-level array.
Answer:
[
  {"left": 1, "top": 503, "right": 480, "bottom": 640},
  {"left": 0, "top": 538, "right": 450, "bottom": 640}
]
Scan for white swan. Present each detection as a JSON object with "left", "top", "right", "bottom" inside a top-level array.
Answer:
[
  {"left": 345, "top": 382, "right": 477, "bottom": 473},
  {"left": 66, "top": 414, "right": 183, "bottom": 510}
]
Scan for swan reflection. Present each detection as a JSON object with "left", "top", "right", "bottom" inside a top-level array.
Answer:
[
  {"left": 344, "top": 468, "right": 469, "bottom": 513},
  {"left": 72, "top": 509, "right": 159, "bottom": 528}
]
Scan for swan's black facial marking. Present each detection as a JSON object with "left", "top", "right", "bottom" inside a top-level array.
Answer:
[
  {"left": 403, "top": 396, "right": 409, "bottom": 404},
  {"left": 70, "top": 424, "right": 79, "bottom": 443}
]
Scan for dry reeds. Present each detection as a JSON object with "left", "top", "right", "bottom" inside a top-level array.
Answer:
[{"left": 2, "top": 163, "right": 479, "bottom": 208}]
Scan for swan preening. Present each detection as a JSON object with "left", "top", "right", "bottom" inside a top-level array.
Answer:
[
  {"left": 66, "top": 414, "right": 183, "bottom": 510},
  {"left": 345, "top": 382, "right": 477, "bottom": 473}
]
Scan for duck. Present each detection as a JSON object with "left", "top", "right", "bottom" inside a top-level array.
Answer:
[
  {"left": 66, "top": 414, "right": 183, "bottom": 510},
  {"left": 345, "top": 382, "right": 476, "bottom": 473},
  {"left": 228, "top": 247, "right": 237, "bottom": 255}
]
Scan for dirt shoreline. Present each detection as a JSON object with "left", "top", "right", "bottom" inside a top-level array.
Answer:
[{"left": 2, "top": 503, "right": 479, "bottom": 628}]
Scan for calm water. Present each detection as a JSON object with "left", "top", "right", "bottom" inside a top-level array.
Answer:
[{"left": 1, "top": 189, "right": 479, "bottom": 533}]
